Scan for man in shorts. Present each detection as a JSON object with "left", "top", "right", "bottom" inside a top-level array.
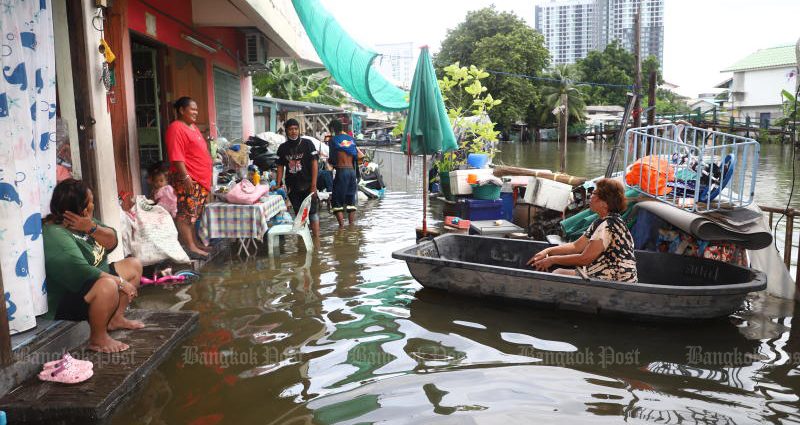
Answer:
[
  {"left": 274, "top": 119, "right": 320, "bottom": 235},
  {"left": 328, "top": 119, "right": 359, "bottom": 227}
]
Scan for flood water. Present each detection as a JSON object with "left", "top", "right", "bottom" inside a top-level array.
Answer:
[{"left": 112, "top": 142, "right": 800, "bottom": 425}]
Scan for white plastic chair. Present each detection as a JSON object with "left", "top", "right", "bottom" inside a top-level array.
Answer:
[{"left": 267, "top": 194, "right": 313, "bottom": 255}]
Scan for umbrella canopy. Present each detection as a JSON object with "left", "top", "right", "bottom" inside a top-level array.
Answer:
[{"left": 402, "top": 47, "right": 457, "bottom": 155}]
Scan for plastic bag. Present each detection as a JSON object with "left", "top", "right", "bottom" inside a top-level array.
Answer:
[
  {"left": 226, "top": 179, "right": 269, "bottom": 205},
  {"left": 625, "top": 155, "right": 674, "bottom": 196},
  {"left": 128, "top": 196, "right": 190, "bottom": 266}
]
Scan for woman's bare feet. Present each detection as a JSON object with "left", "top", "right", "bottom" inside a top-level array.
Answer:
[
  {"left": 88, "top": 335, "right": 130, "bottom": 353},
  {"left": 108, "top": 317, "right": 146, "bottom": 331}
]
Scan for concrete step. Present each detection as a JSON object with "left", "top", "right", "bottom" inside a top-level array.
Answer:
[{"left": 0, "top": 310, "right": 197, "bottom": 424}]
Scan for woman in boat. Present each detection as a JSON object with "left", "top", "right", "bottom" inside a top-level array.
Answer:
[{"left": 528, "top": 178, "right": 638, "bottom": 282}]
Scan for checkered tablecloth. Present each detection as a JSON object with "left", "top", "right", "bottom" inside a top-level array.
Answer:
[{"left": 198, "top": 195, "right": 287, "bottom": 245}]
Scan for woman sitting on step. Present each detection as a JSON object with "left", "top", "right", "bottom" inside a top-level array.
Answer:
[
  {"left": 528, "top": 178, "right": 638, "bottom": 283},
  {"left": 43, "top": 179, "right": 144, "bottom": 353}
]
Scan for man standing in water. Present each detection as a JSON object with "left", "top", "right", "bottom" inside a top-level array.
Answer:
[
  {"left": 328, "top": 119, "right": 359, "bottom": 227},
  {"left": 275, "top": 119, "right": 320, "bottom": 236}
]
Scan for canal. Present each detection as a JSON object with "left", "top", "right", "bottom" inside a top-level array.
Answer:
[{"left": 112, "top": 141, "right": 799, "bottom": 425}]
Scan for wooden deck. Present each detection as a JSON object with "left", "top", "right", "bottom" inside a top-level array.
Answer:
[{"left": 0, "top": 310, "right": 198, "bottom": 424}]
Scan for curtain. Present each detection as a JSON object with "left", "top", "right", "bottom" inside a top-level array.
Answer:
[{"left": 0, "top": 0, "right": 56, "bottom": 333}]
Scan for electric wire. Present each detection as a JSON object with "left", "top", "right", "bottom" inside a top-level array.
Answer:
[{"left": 484, "top": 69, "right": 635, "bottom": 90}]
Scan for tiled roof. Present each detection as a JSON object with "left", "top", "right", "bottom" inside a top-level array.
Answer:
[{"left": 722, "top": 45, "right": 796, "bottom": 72}]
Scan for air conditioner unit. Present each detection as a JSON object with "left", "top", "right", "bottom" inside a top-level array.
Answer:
[{"left": 245, "top": 32, "right": 268, "bottom": 65}]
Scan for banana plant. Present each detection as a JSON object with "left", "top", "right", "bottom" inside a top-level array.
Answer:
[{"left": 252, "top": 58, "right": 347, "bottom": 106}]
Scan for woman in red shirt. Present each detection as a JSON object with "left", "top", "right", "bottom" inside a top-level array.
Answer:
[{"left": 166, "top": 96, "right": 213, "bottom": 259}]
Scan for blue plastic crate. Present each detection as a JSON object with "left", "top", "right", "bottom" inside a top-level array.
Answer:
[
  {"left": 458, "top": 198, "right": 504, "bottom": 221},
  {"left": 500, "top": 192, "right": 514, "bottom": 221}
]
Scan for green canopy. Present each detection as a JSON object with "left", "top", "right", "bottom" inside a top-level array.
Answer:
[
  {"left": 402, "top": 47, "right": 458, "bottom": 155},
  {"left": 291, "top": 0, "right": 409, "bottom": 111}
]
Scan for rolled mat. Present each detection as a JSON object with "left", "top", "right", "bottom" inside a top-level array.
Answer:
[{"left": 635, "top": 201, "right": 772, "bottom": 250}]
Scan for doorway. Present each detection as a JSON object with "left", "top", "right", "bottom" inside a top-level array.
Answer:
[{"left": 132, "top": 42, "right": 163, "bottom": 176}]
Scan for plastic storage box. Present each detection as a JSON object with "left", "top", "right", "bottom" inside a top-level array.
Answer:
[
  {"left": 468, "top": 219, "right": 524, "bottom": 237},
  {"left": 449, "top": 169, "right": 495, "bottom": 195},
  {"left": 458, "top": 198, "right": 504, "bottom": 221},
  {"left": 500, "top": 192, "right": 514, "bottom": 221},
  {"left": 523, "top": 177, "right": 573, "bottom": 211}
]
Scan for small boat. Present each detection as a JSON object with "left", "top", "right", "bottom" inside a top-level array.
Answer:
[{"left": 392, "top": 234, "right": 766, "bottom": 320}]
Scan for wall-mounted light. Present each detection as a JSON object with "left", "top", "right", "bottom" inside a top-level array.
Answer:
[{"left": 181, "top": 34, "right": 217, "bottom": 54}]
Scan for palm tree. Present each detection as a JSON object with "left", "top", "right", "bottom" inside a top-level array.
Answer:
[
  {"left": 252, "top": 59, "right": 347, "bottom": 106},
  {"left": 540, "top": 64, "right": 586, "bottom": 172}
]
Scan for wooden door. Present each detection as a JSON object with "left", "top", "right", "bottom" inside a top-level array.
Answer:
[{"left": 168, "top": 49, "right": 208, "bottom": 134}]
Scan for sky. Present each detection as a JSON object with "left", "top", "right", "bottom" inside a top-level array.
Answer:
[{"left": 318, "top": 0, "right": 800, "bottom": 99}]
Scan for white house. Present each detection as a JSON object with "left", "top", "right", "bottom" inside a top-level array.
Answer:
[
  {"left": 721, "top": 44, "right": 797, "bottom": 125},
  {"left": 687, "top": 98, "right": 719, "bottom": 114}
]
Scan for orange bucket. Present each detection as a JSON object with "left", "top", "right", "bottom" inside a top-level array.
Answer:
[{"left": 467, "top": 173, "right": 478, "bottom": 184}]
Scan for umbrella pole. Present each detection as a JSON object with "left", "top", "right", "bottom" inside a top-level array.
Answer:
[{"left": 422, "top": 153, "right": 428, "bottom": 236}]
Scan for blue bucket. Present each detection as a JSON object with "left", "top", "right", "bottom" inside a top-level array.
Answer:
[{"left": 467, "top": 153, "right": 489, "bottom": 169}]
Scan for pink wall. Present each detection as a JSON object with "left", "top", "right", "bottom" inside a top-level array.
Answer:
[{"left": 127, "top": 0, "right": 250, "bottom": 139}]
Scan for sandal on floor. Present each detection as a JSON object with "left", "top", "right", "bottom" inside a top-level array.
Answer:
[
  {"left": 38, "top": 358, "right": 94, "bottom": 384},
  {"left": 43, "top": 353, "right": 93, "bottom": 371}
]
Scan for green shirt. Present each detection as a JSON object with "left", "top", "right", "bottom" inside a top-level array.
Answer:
[{"left": 42, "top": 220, "right": 116, "bottom": 319}]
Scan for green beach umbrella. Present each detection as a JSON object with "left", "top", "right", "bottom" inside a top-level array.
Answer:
[
  {"left": 402, "top": 47, "right": 457, "bottom": 155},
  {"left": 402, "top": 46, "right": 457, "bottom": 235}
]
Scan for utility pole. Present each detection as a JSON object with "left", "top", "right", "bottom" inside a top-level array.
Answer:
[
  {"left": 633, "top": 7, "right": 642, "bottom": 129},
  {"left": 646, "top": 68, "right": 657, "bottom": 154}
]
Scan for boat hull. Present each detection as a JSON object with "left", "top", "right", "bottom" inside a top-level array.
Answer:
[{"left": 393, "top": 234, "right": 766, "bottom": 320}]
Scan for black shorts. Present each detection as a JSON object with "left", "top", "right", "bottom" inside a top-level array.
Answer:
[
  {"left": 287, "top": 189, "right": 319, "bottom": 222},
  {"left": 54, "top": 263, "right": 118, "bottom": 322}
]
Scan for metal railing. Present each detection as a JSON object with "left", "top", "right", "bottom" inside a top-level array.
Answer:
[{"left": 624, "top": 124, "right": 760, "bottom": 213}]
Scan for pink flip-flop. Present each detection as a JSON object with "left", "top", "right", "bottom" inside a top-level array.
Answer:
[
  {"left": 140, "top": 274, "right": 187, "bottom": 286},
  {"left": 43, "top": 353, "right": 93, "bottom": 371},
  {"left": 38, "top": 358, "right": 94, "bottom": 384}
]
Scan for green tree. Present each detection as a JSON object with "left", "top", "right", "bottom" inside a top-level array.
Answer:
[
  {"left": 252, "top": 58, "right": 347, "bottom": 106},
  {"left": 539, "top": 65, "right": 586, "bottom": 172},
  {"left": 434, "top": 6, "right": 550, "bottom": 129},
  {"left": 575, "top": 41, "right": 634, "bottom": 106},
  {"left": 539, "top": 65, "right": 586, "bottom": 125},
  {"left": 653, "top": 88, "right": 692, "bottom": 115},
  {"left": 574, "top": 41, "right": 663, "bottom": 106}
]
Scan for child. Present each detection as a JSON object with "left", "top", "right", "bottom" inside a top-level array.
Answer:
[{"left": 147, "top": 162, "right": 177, "bottom": 217}]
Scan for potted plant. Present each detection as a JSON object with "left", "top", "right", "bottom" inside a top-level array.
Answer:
[
  {"left": 436, "top": 152, "right": 458, "bottom": 201},
  {"left": 434, "top": 63, "right": 501, "bottom": 201}
]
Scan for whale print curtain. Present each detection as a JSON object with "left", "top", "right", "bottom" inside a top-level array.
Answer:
[{"left": 0, "top": 0, "right": 56, "bottom": 333}]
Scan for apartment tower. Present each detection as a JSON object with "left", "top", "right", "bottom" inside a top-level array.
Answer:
[{"left": 535, "top": 0, "right": 664, "bottom": 66}]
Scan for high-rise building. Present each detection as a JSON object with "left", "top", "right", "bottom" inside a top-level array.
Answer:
[
  {"left": 534, "top": 0, "right": 664, "bottom": 66},
  {"left": 535, "top": 0, "right": 599, "bottom": 66},
  {"left": 374, "top": 42, "right": 415, "bottom": 90}
]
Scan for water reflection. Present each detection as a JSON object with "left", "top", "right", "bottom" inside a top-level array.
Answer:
[{"left": 110, "top": 186, "right": 800, "bottom": 425}]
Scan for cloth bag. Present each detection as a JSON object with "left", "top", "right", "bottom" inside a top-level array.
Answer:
[
  {"left": 226, "top": 179, "right": 269, "bottom": 205},
  {"left": 128, "top": 196, "right": 191, "bottom": 266}
]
